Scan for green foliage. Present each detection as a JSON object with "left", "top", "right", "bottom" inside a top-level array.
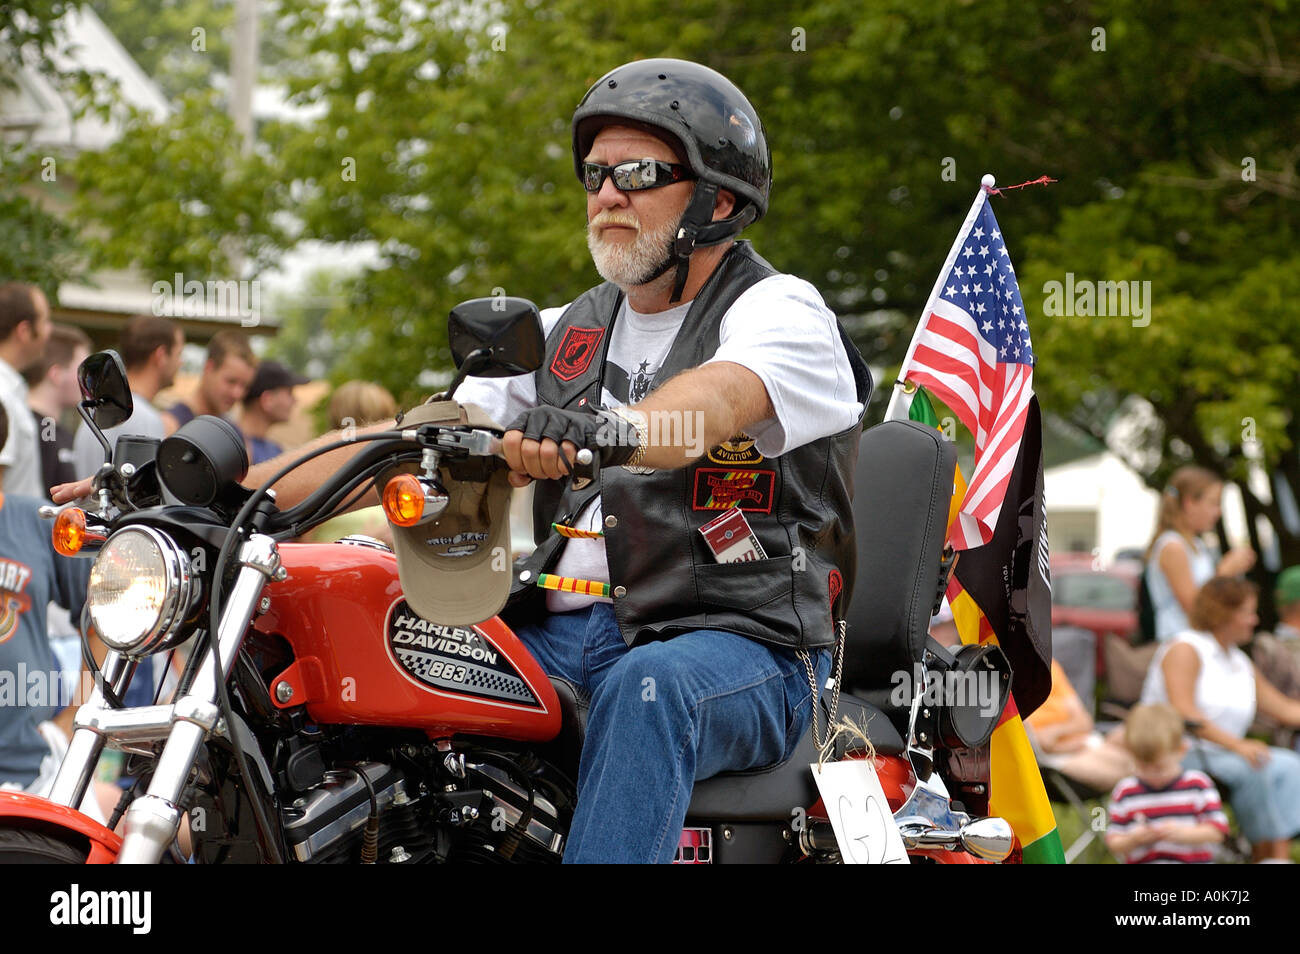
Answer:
[
  {"left": 0, "top": 154, "right": 88, "bottom": 295},
  {"left": 88, "top": 0, "right": 235, "bottom": 98},
  {"left": 71, "top": 91, "right": 289, "bottom": 281},
  {"left": 264, "top": 268, "right": 357, "bottom": 380}
]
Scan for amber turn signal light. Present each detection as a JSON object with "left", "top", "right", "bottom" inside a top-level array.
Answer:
[
  {"left": 382, "top": 474, "right": 425, "bottom": 527},
  {"left": 52, "top": 508, "right": 87, "bottom": 556}
]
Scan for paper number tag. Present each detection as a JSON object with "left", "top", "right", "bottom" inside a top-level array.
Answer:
[{"left": 809, "top": 759, "right": 911, "bottom": 864}]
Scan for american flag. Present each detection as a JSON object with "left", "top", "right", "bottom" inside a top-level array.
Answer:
[{"left": 895, "top": 192, "right": 1034, "bottom": 550}]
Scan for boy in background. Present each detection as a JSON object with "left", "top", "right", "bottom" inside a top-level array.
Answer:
[{"left": 1106, "top": 703, "right": 1229, "bottom": 863}]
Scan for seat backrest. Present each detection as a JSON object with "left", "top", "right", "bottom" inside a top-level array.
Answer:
[{"left": 841, "top": 419, "right": 956, "bottom": 695}]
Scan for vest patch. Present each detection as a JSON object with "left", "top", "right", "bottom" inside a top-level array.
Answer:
[
  {"left": 550, "top": 326, "right": 605, "bottom": 381},
  {"left": 691, "top": 468, "right": 775, "bottom": 513},
  {"left": 829, "top": 568, "right": 844, "bottom": 614},
  {"left": 706, "top": 434, "right": 764, "bottom": 465}
]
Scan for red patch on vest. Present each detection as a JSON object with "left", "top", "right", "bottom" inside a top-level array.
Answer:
[
  {"left": 691, "top": 468, "right": 775, "bottom": 513},
  {"left": 550, "top": 327, "right": 605, "bottom": 382},
  {"left": 828, "top": 569, "right": 844, "bottom": 613}
]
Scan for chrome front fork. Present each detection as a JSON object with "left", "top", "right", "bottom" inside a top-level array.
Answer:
[{"left": 49, "top": 534, "right": 283, "bottom": 864}]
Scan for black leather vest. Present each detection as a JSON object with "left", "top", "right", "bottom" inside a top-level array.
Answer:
[{"left": 503, "top": 241, "right": 873, "bottom": 651}]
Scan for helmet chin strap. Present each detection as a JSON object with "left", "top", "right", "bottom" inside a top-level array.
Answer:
[
  {"left": 632, "top": 182, "right": 761, "bottom": 303},
  {"left": 650, "top": 182, "right": 760, "bottom": 303}
]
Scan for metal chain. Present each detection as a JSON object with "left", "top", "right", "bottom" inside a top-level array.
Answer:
[{"left": 797, "top": 619, "right": 846, "bottom": 753}]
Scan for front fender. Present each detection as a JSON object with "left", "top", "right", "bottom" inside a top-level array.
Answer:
[{"left": 0, "top": 790, "right": 121, "bottom": 863}]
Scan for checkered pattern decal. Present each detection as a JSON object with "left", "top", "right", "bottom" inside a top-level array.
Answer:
[{"left": 393, "top": 649, "right": 539, "bottom": 706}]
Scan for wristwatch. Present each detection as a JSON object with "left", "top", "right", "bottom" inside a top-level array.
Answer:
[{"left": 609, "top": 406, "right": 649, "bottom": 469}]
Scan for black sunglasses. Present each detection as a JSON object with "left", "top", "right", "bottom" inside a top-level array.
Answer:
[{"left": 580, "top": 159, "right": 695, "bottom": 193}]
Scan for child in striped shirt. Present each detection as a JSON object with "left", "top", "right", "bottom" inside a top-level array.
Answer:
[{"left": 1106, "top": 703, "right": 1229, "bottom": 863}]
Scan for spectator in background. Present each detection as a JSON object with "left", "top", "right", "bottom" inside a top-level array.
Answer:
[
  {"left": 1272, "top": 566, "right": 1300, "bottom": 645},
  {"left": 1245, "top": 565, "right": 1300, "bottom": 747},
  {"left": 1105, "top": 703, "right": 1228, "bottom": 864},
  {"left": 24, "top": 324, "right": 91, "bottom": 495},
  {"left": 239, "top": 361, "right": 309, "bottom": 465},
  {"left": 1027, "top": 659, "right": 1136, "bottom": 791},
  {"left": 0, "top": 282, "right": 52, "bottom": 498},
  {"left": 1141, "top": 576, "right": 1300, "bottom": 861},
  {"left": 328, "top": 380, "right": 397, "bottom": 430},
  {"left": 161, "top": 330, "right": 256, "bottom": 435},
  {"left": 309, "top": 381, "right": 398, "bottom": 544},
  {"left": 72, "top": 315, "right": 183, "bottom": 480},
  {"left": 0, "top": 401, "right": 114, "bottom": 821},
  {"left": 1144, "top": 465, "right": 1255, "bottom": 641}
]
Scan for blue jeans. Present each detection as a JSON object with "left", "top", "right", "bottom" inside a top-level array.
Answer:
[
  {"left": 513, "top": 603, "right": 831, "bottom": 863},
  {"left": 1187, "top": 743, "right": 1300, "bottom": 844}
]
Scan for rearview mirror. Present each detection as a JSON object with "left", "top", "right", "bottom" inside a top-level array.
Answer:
[
  {"left": 77, "top": 351, "right": 133, "bottom": 430},
  {"left": 448, "top": 297, "right": 545, "bottom": 378}
]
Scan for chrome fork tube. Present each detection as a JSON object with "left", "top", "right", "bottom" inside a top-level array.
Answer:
[
  {"left": 116, "top": 534, "right": 281, "bottom": 865},
  {"left": 47, "top": 651, "right": 132, "bottom": 808}
]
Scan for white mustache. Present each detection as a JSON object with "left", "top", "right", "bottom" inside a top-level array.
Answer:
[{"left": 590, "top": 214, "right": 640, "bottom": 232}]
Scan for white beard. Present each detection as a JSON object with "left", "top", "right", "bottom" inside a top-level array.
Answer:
[{"left": 586, "top": 212, "right": 679, "bottom": 290}]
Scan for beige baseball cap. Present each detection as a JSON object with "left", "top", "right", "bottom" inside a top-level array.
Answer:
[{"left": 383, "top": 400, "right": 514, "bottom": 626}]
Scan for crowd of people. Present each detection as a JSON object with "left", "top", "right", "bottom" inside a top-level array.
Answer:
[
  {"left": 0, "top": 278, "right": 394, "bottom": 802},
  {"left": 1024, "top": 465, "right": 1300, "bottom": 863}
]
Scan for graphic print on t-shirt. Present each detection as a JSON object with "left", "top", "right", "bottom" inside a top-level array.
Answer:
[
  {"left": 604, "top": 358, "right": 660, "bottom": 406},
  {"left": 0, "top": 558, "right": 34, "bottom": 645}
]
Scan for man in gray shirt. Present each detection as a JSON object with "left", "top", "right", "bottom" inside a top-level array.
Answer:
[
  {"left": 72, "top": 315, "right": 184, "bottom": 479},
  {"left": 0, "top": 283, "right": 53, "bottom": 498}
]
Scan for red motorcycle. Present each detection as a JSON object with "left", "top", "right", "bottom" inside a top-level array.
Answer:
[{"left": 0, "top": 298, "right": 1014, "bottom": 864}]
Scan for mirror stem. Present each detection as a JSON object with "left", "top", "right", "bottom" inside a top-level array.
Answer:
[
  {"left": 77, "top": 401, "right": 113, "bottom": 465},
  {"left": 443, "top": 349, "right": 492, "bottom": 402}
]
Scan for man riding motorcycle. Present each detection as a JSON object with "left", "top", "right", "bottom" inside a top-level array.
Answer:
[{"left": 238, "top": 58, "right": 873, "bottom": 863}]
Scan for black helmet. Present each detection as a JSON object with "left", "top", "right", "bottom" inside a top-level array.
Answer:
[{"left": 572, "top": 59, "right": 772, "bottom": 300}]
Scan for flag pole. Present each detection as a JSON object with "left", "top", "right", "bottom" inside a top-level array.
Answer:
[{"left": 884, "top": 173, "right": 997, "bottom": 422}]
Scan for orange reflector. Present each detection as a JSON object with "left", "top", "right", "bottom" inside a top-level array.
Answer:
[
  {"left": 53, "top": 508, "right": 87, "bottom": 556},
  {"left": 382, "top": 474, "right": 425, "bottom": 527}
]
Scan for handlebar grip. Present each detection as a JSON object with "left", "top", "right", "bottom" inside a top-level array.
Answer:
[{"left": 571, "top": 448, "right": 596, "bottom": 483}]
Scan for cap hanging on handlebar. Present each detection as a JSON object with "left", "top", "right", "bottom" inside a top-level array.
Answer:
[{"left": 383, "top": 400, "right": 514, "bottom": 626}]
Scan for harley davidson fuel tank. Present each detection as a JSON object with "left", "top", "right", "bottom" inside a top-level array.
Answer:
[{"left": 253, "top": 543, "right": 560, "bottom": 742}]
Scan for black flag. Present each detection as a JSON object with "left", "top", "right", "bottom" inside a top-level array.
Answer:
[{"left": 951, "top": 396, "right": 1053, "bottom": 715}]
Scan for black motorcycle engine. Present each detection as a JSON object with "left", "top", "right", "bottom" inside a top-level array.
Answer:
[{"left": 282, "top": 761, "right": 438, "bottom": 864}]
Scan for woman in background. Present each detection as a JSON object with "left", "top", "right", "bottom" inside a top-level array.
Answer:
[{"left": 1144, "top": 465, "right": 1255, "bottom": 641}]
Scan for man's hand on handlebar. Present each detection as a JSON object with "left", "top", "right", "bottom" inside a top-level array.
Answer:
[{"left": 502, "top": 405, "right": 641, "bottom": 486}]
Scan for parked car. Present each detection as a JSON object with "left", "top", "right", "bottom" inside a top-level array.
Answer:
[{"left": 1051, "top": 554, "right": 1141, "bottom": 678}]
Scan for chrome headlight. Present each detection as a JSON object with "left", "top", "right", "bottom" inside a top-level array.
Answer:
[{"left": 87, "top": 527, "right": 199, "bottom": 656}]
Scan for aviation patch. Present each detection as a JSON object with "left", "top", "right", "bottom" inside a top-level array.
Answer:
[{"left": 706, "top": 434, "right": 764, "bottom": 465}]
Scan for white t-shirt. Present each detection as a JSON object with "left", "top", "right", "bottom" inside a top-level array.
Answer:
[
  {"left": 1141, "top": 629, "right": 1256, "bottom": 744},
  {"left": 0, "top": 356, "right": 42, "bottom": 498},
  {"left": 72, "top": 392, "right": 167, "bottom": 480},
  {"left": 454, "top": 272, "right": 865, "bottom": 612}
]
